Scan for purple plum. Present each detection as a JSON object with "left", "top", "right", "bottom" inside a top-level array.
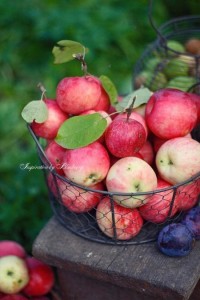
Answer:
[
  {"left": 157, "top": 223, "right": 195, "bottom": 257},
  {"left": 181, "top": 206, "right": 200, "bottom": 240}
]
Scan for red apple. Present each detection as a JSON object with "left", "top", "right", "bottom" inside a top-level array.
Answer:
[
  {"left": 56, "top": 75, "right": 101, "bottom": 115},
  {"left": 44, "top": 140, "right": 66, "bottom": 175},
  {"left": 176, "top": 180, "right": 200, "bottom": 211},
  {"left": 145, "top": 88, "right": 197, "bottom": 139},
  {"left": 62, "top": 141, "right": 110, "bottom": 187},
  {"left": 0, "top": 241, "right": 26, "bottom": 259},
  {"left": 115, "top": 111, "right": 148, "bottom": 138},
  {"left": 96, "top": 197, "right": 143, "bottom": 240},
  {"left": 0, "top": 256, "right": 29, "bottom": 294},
  {"left": 105, "top": 118, "right": 146, "bottom": 158},
  {"left": 48, "top": 174, "right": 104, "bottom": 213},
  {"left": 106, "top": 157, "right": 157, "bottom": 208},
  {"left": 139, "top": 178, "right": 179, "bottom": 223},
  {"left": 0, "top": 295, "right": 28, "bottom": 300},
  {"left": 23, "top": 257, "right": 54, "bottom": 297},
  {"left": 188, "top": 92, "right": 200, "bottom": 125},
  {"left": 138, "top": 140, "right": 154, "bottom": 165},
  {"left": 92, "top": 85, "right": 111, "bottom": 112},
  {"left": 31, "top": 99, "right": 68, "bottom": 139},
  {"left": 156, "top": 137, "right": 200, "bottom": 184}
]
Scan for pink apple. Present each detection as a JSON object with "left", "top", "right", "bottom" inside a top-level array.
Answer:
[
  {"left": 176, "top": 180, "right": 200, "bottom": 211},
  {"left": 0, "top": 256, "right": 29, "bottom": 294},
  {"left": 31, "top": 99, "right": 68, "bottom": 139},
  {"left": 0, "top": 241, "right": 26, "bottom": 259},
  {"left": 115, "top": 111, "right": 148, "bottom": 138},
  {"left": 62, "top": 141, "right": 110, "bottom": 186},
  {"left": 48, "top": 174, "right": 104, "bottom": 213},
  {"left": 153, "top": 133, "right": 192, "bottom": 153},
  {"left": 105, "top": 118, "right": 146, "bottom": 158},
  {"left": 156, "top": 137, "right": 200, "bottom": 184},
  {"left": 92, "top": 85, "right": 111, "bottom": 112},
  {"left": 138, "top": 140, "right": 154, "bottom": 165},
  {"left": 96, "top": 197, "right": 143, "bottom": 240},
  {"left": 145, "top": 88, "right": 197, "bottom": 139},
  {"left": 106, "top": 157, "right": 157, "bottom": 208},
  {"left": 44, "top": 140, "right": 66, "bottom": 175},
  {"left": 139, "top": 178, "right": 179, "bottom": 223},
  {"left": 56, "top": 75, "right": 101, "bottom": 115}
]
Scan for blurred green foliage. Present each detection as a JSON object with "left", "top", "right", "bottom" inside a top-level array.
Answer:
[{"left": 0, "top": 0, "right": 199, "bottom": 252}]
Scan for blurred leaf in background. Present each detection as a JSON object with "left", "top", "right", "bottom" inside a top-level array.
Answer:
[{"left": 0, "top": 0, "right": 198, "bottom": 252}]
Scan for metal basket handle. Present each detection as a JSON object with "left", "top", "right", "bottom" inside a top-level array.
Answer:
[{"left": 148, "top": 0, "right": 167, "bottom": 45}]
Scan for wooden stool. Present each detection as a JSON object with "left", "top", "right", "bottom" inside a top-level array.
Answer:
[{"left": 32, "top": 217, "right": 200, "bottom": 300}]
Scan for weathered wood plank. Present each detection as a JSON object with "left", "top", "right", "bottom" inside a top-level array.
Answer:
[{"left": 33, "top": 217, "right": 200, "bottom": 300}]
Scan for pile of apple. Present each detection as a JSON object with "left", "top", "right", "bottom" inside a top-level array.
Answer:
[
  {"left": 0, "top": 240, "right": 55, "bottom": 300},
  {"left": 23, "top": 70, "right": 200, "bottom": 242},
  {"left": 21, "top": 40, "right": 200, "bottom": 242}
]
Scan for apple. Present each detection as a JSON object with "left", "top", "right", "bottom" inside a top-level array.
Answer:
[
  {"left": 187, "top": 92, "right": 200, "bottom": 125},
  {"left": 153, "top": 133, "right": 192, "bottom": 153},
  {"left": 133, "top": 104, "right": 146, "bottom": 118},
  {"left": 106, "top": 157, "right": 157, "bottom": 208},
  {"left": 0, "top": 241, "right": 26, "bottom": 259},
  {"left": 96, "top": 197, "right": 143, "bottom": 240},
  {"left": 62, "top": 141, "right": 110, "bottom": 187},
  {"left": 145, "top": 88, "right": 197, "bottom": 139},
  {"left": 23, "top": 257, "right": 54, "bottom": 297},
  {"left": 92, "top": 85, "right": 111, "bottom": 112},
  {"left": 0, "top": 295, "right": 28, "bottom": 300},
  {"left": 0, "top": 256, "right": 29, "bottom": 294},
  {"left": 80, "top": 109, "right": 112, "bottom": 127},
  {"left": 56, "top": 75, "right": 101, "bottom": 115},
  {"left": 139, "top": 178, "right": 179, "bottom": 223},
  {"left": 48, "top": 174, "right": 104, "bottom": 213},
  {"left": 156, "top": 137, "right": 200, "bottom": 184},
  {"left": 105, "top": 117, "right": 146, "bottom": 158},
  {"left": 44, "top": 140, "right": 66, "bottom": 175},
  {"left": 31, "top": 99, "right": 68, "bottom": 139},
  {"left": 138, "top": 140, "right": 154, "bottom": 165},
  {"left": 115, "top": 111, "right": 148, "bottom": 138},
  {"left": 176, "top": 180, "right": 200, "bottom": 211},
  {"left": 107, "top": 105, "right": 117, "bottom": 120}
]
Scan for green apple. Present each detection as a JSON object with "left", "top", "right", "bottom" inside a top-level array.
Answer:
[{"left": 0, "top": 255, "right": 29, "bottom": 294}]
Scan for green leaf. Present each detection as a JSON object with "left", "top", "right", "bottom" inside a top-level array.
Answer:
[
  {"left": 52, "top": 40, "right": 89, "bottom": 64},
  {"left": 99, "top": 75, "right": 118, "bottom": 105},
  {"left": 21, "top": 100, "right": 48, "bottom": 123},
  {"left": 55, "top": 113, "right": 107, "bottom": 149},
  {"left": 115, "top": 87, "right": 152, "bottom": 112}
]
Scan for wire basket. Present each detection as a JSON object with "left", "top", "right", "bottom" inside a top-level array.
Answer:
[
  {"left": 133, "top": 10, "right": 200, "bottom": 93},
  {"left": 28, "top": 125, "right": 200, "bottom": 245}
]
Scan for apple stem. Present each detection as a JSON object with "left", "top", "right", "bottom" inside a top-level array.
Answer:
[
  {"left": 38, "top": 82, "right": 47, "bottom": 100},
  {"left": 73, "top": 53, "right": 88, "bottom": 75},
  {"left": 125, "top": 96, "right": 136, "bottom": 122}
]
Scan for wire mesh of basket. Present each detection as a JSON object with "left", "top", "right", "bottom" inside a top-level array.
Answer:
[
  {"left": 133, "top": 2, "right": 200, "bottom": 93},
  {"left": 28, "top": 125, "right": 200, "bottom": 245}
]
